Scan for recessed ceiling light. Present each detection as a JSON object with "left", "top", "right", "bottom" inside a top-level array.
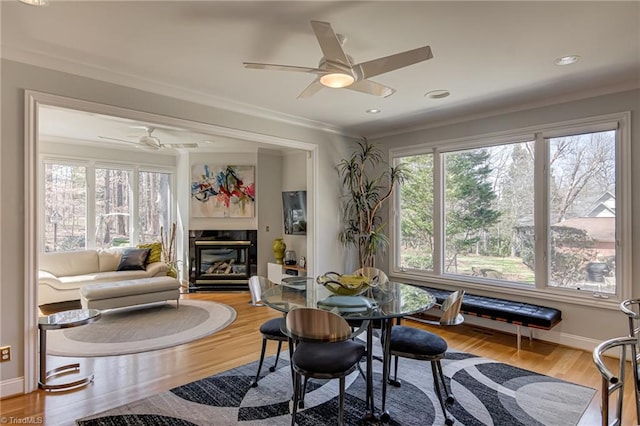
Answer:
[
  {"left": 366, "top": 109, "right": 381, "bottom": 114},
  {"left": 425, "top": 90, "right": 450, "bottom": 99},
  {"left": 19, "top": 0, "right": 49, "bottom": 5},
  {"left": 554, "top": 55, "right": 580, "bottom": 66}
]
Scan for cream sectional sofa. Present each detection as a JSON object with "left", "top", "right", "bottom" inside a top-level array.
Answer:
[{"left": 38, "top": 248, "right": 168, "bottom": 306}]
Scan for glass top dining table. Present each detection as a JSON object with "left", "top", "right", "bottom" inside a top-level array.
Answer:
[
  {"left": 261, "top": 275, "right": 436, "bottom": 421},
  {"left": 262, "top": 276, "right": 436, "bottom": 319}
]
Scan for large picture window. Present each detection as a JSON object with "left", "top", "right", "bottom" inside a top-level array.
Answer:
[
  {"left": 44, "top": 163, "right": 87, "bottom": 252},
  {"left": 138, "top": 170, "right": 171, "bottom": 244},
  {"left": 95, "top": 167, "right": 131, "bottom": 249},
  {"left": 392, "top": 113, "right": 629, "bottom": 301},
  {"left": 442, "top": 142, "right": 535, "bottom": 284},
  {"left": 42, "top": 160, "right": 173, "bottom": 252}
]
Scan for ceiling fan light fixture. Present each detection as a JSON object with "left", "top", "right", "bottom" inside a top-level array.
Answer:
[
  {"left": 319, "top": 72, "right": 355, "bottom": 88},
  {"left": 19, "top": 0, "right": 49, "bottom": 6}
]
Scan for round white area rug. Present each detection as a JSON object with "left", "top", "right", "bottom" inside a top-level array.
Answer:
[{"left": 46, "top": 300, "right": 236, "bottom": 357}]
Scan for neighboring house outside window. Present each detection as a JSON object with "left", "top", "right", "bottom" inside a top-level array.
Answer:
[{"left": 390, "top": 112, "right": 630, "bottom": 303}]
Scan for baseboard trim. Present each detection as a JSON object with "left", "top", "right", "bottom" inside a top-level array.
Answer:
[{"left": 0, "top": 376, "right": 24, "bottom": 399}]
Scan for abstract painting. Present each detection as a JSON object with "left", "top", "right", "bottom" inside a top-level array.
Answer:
[{"left": 190, "top": 164, "right": 255, "bottom": 218}]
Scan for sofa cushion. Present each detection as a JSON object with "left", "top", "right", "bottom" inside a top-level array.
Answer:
[
  {"left": 40, "top": 250, "right": 99, "bottom": 277},
  {"left": 98, "top": 248, "right": 123, "bottom": 272},
  {"left": 117, "top": 248, "right": 150, "bottom": 271},
  {"left": 59, "top": 270, "right": 153, "bottom": 286},
  {"left": 80, "top": 276, "right": 180, "bottom": 300},
  {"left": 136, "top": 242, "right": 162, "bottom": 264}
]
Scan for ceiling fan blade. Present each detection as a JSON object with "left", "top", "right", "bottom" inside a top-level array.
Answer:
[
  {"left": 353, "top": 46, "right": 433, "bottom": 79},
  {"left": 310, "top": 21, "right": 351, "bottom": 67},
  {"left": 243, "top": 62, "right": 323, "bottom": 74},
  {"left": 98, "top": 136, "right": 139, "bottom": 145},
  {"left": 346, "top": 79, "right": 396, "bottom": 98},
  {"left": 297, "top": 78, "right": 324, "bottom": 100},
  {"left": 162, "top": 143, "right": 199, "bottom": 149}
]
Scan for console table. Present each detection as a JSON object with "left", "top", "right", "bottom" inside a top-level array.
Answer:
[{"left": 38, "top": 309, "right": 101, "bottom": 391}]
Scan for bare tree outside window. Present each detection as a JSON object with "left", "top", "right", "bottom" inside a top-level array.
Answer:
[
  {"left": 139, "top": 171, "right": 171, "bottom": 244},
  {"left": 43, "top": 162, "right": 172, "bottom": 253},
  {"left": 95, "top": 168, "right": 131, "bottom": 248},
  {"left": 547, "top": 131, "right": 616, "bottom": 292},
  {"left": 44, "top": 164, "right": 87, "bottom": 252}
]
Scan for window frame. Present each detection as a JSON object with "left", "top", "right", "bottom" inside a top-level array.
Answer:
[
  {"left": 40, "top": 155, "right": 175, "bottom": 252},
  {"left": 389, "top": 112, "right": 631, "bottom": 307}
]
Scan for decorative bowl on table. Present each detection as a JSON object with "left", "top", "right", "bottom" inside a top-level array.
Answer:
[{"left": 316, "top": 272, "right": 379, "bottom": 296}]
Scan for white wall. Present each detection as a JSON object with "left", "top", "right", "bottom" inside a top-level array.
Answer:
[
  {"left": 373, "top": 89, "right": 640, "bottom": 348},
  {"left": 0, "top": 59, "right": 352, "bottom": 393},
  {"left": 256, "top": 150, "right": 284, "bottom": 276}
]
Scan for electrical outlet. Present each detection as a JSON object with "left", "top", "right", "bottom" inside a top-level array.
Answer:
[
  {"left": 266, "top": 225, "right": 270, "bottom": 232},
  {"left": 0, "top": 346, "right": 10, "bottom": 362}
]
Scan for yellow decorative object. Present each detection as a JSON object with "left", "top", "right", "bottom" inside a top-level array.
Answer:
[
  {"left": 167, "top": 264, "right": 178, "bottom": 278},
  {"left": 273, "top": 238, "right": 286, "bottom": 265},
  {"left": 136, "top": 242, "right": 162, "bottom": 264},
  {"left": 317, "top": 272, "right": 379, "bottom": 296}
]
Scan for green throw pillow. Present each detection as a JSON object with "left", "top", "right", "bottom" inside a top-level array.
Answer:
[{"left": 137, "top": 242, "right": 162, "bottom": 264}]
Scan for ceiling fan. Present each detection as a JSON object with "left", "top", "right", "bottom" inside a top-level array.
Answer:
[
  {"left": 243, "top": 20, "right": 433, "bottom": 99},
  {"left": 99, "top": 127, "right": 199, "bottom": 150}
]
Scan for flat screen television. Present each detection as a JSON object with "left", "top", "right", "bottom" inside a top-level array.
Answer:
[{"left": 282, "top": 191, "right": 307, "bottom": 235}]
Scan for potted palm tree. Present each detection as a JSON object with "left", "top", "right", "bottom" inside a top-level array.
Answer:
[{"left": 338, "top": 140, "right": 407, "bottom": 269}]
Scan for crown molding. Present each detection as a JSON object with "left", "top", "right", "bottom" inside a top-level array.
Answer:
[
  {"left": 369, "top": 80, "right": 640, "bottom": 140},
  {"left": 2, "top": 45, "right": 349, "bottom": 137}
]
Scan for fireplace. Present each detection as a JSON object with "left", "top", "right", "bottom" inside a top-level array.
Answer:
[{"left": 189, "top": 230, "right": 257, "bottom": 291}]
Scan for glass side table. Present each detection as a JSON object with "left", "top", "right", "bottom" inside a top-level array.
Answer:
[{"left": 38, "top": 309, "right": 101, "bottom": 391}]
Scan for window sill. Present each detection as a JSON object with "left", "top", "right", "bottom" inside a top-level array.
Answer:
[{"left": 389, "top": 270, "right": 622, "bottom": 311}]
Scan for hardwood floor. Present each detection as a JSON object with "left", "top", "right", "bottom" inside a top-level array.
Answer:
[{"left": 0, "top": 292, "right": 634, "bottom": 425}]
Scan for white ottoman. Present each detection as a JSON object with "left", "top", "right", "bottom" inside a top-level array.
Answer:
[{"left": 80, "top": 276, "right": 181, "bottom": 310}]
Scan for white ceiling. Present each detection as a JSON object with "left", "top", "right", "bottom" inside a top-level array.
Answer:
[{"left": 2, "top": 1, "right": 639, "bottom": 149}]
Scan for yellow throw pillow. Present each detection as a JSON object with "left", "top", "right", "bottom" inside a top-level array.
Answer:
[{"left": 136, "top": 242, "right": 162, "bottom": 264}]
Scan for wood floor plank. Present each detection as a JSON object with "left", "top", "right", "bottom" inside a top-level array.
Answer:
[{"left": 0, "top": 292, "right": 631, "bottom": 425}]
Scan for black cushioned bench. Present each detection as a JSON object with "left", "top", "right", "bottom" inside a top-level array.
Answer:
[{"left": 411, "top": 287, "right": 562, "bottom": 350}]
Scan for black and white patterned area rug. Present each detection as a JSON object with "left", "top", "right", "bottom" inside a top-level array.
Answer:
[{"left": 77, "top": 349, "right": 595, "bottom": 426}]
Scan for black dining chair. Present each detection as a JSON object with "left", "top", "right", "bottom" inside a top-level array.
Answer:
[
  {"left": 248, "top": 275, "right": 288, "bottom": 387},
  {"left": 381, "top": 289, "right": 465, "bottom": 426},
  {"left": 285, "top": 307, "right": 368, "bottom": 426},
  {"left": 593, "top": 335, "right": 637, "bottom": 426}
]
